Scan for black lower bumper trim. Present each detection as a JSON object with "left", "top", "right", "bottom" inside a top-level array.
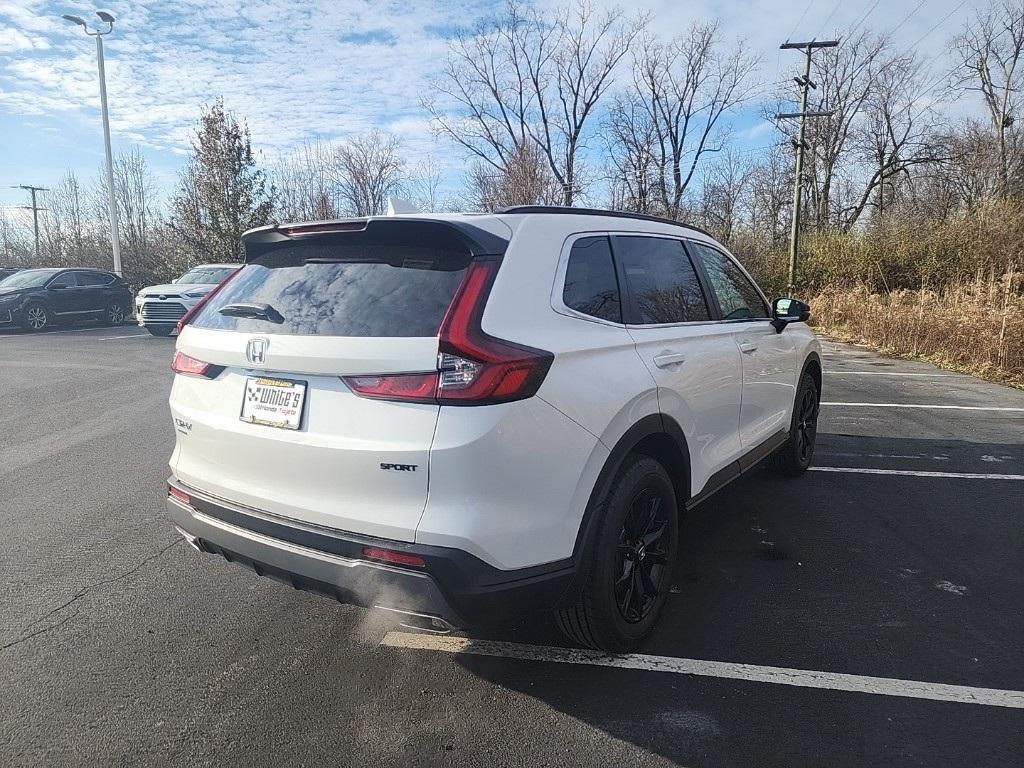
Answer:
[{"left": 170, "top": 478, "right": 577, "bottom": 625}]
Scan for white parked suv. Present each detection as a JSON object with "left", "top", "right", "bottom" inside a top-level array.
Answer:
[
  {"left": 136, "top": 264, "right": 238, "bottom": 336},
  {"left": 165, "top": 207, "right": 821, "bottom": 650}
]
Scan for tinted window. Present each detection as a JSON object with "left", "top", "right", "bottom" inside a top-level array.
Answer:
[
  {"left": 193, "top": 240, "right": 471, "bottom": 337},
  {"left": 613, "top": 236, "right": 709, "bottom": 324},
  {"left": 563, "top": 236, "right": 621, "bottom": 323},
  {"left": 3, "top": 269, "right": 58, "bottom": 288},
  {"left": 690, "top": 244, "right": 768, "bottom": 320},
  {"left": 178, "top": 267, "right": 237, "bottom": 285},
  {"left": 76, "top": 271, "right": 113, "bottom": 286},
  {"left": 47, "top": 272, "right": 77, "bottom": 289}
]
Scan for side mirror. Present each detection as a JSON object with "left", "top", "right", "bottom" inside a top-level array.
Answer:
[
  {"left": 50, "top": 284, "right": 67, "bottom": 290},
  {"left": 771, "top": 297, "right": 811, "bottom": 333}
]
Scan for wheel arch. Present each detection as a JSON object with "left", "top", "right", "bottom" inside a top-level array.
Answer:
[
  {"left": 800, "top": 351, "right": 822, "bottom": 402},
  {"left": 572, "top": 414, "right": 691, "bottom": 561}
]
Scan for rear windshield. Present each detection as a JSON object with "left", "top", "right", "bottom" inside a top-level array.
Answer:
[{"left": 191, "top": 239, "right": 471, "bottom": 337}]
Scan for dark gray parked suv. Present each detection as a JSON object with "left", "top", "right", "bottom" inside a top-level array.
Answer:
[{"left": 0, "top": 267, "right": 133, "bottom": 331}]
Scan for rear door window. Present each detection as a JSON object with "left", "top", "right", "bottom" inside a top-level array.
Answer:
[
  {"left": 75, "top": 271, "right": 113, "bottom": 286},
  {"left": 562, "top": 236, "right": 621, "bottom": 323},
  {"left": 689, "top": 243, "right": 768, "bottom": 320},
  {"left": 192, "top": 238, "right": 472, "bottom": 337},
  {"left": 47, "top": 272, "right": 78, "bottom": 289},
  {"left": 612, "top": 236, "right": 709, "bottom": 324}
]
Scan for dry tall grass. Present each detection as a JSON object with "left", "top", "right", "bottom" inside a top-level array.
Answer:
[
  {"left": 810, "top": 278, "right": 1024, "bottom": 386},
  {"left": 729, "top": 199, "right": 1024, "bottom": 386}
]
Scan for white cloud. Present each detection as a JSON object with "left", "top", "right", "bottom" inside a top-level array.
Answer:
[{"left": 0, "top": 0, "right": 989, "bottom": 189}]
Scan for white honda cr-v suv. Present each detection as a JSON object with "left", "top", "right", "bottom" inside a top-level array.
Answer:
[{"left": 165, "top": 206, "right": 821, "bottom": 651}]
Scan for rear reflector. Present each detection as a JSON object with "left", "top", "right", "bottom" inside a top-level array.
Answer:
[
  {"left": 362, "top": 547, "right": 426, "bottom": 568},
  {"left": 168, "top": 486, "right": 191, "bottom": 505}
]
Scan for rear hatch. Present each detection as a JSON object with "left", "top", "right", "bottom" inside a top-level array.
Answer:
[{"left": 169, "top": 220, "right": 491, "bottom": 541}]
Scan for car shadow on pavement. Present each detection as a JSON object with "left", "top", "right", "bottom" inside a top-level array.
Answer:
[{"left": 451, "top": 432, "right": 1024, "bottom": 767}]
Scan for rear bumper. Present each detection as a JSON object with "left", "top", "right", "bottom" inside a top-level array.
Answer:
[{"left": 166, "top": 478, "right": 576, "bottom": 629}]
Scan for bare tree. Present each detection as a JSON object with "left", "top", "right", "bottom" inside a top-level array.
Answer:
[
  {"left": 333, "top": 131, "right": 405, "bottom": 217},
  {"left": 428, "top": 0, "right": 644, "bottom": 205},
  {"left": 42, "top": 172, "right": 91, "bottom": 265},
  {"left": 698, "top": 149, "right": 753, "bottom": 243},
  {"left": 953, "top": 0, "right": 1024, "bottom": 196},
  {"left": 605, "top": 94, "right": 660, "bottom": 213},
  {"left": 404, "top": 156, "right": 447, "bottom": 212},
  {"left": 798, "top": 30, "right": 889, "bottom": 228},
  {"left": 275, "top": 139, "right": 339, "bottom": 222},
  {"left": 844, "top": 54, "right": 940, "bottom": 226},
  {"left": 467, "top": 141, "right": 561, "bottom": 210},
  {"left": 610, "top": 22, "right": 759, "bottom": 219}
]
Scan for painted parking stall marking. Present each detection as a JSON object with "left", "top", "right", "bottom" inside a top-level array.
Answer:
[
  {"left": 822, "top": 401, "right": 1024, "bottom": 412},
  {"left": 810, "top": 466, "right": 1024, "bottom": 481},
  {"left": 380, "top": 632, "right": 1024, "bottom": 709}
]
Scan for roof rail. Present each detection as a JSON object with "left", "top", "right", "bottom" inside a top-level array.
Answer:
[{"left": 495, "top": 205, "right": 713, "bottom": 238}]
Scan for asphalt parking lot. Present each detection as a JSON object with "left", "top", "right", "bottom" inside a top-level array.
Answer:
[{"left": 1, "top": 324, "right": 1022, "bottom": 767}]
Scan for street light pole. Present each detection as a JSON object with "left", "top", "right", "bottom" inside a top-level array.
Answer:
[{"left": 62, "top": 11, "right": 122, "bottom": 276}]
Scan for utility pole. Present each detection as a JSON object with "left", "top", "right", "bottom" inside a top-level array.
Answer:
[
  {"left": 777, "top": 40, "right": 838, "bottom": 295},
  {"left": 10, "top": 184, "right": 48, "bottom": 260}
]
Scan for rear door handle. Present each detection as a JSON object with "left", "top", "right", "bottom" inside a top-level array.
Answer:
[
  {"left": 738, "top": 341, "right": 758, "bottom": 354},
  {"left": 653, "top": 352, "right": 687, "bottom": 368}
]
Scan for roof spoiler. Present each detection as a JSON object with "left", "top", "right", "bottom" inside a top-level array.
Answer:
[{"left": 240, "top": 218, "right": 509, "bottom": 262}]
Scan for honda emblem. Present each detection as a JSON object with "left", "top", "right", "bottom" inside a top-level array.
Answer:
[{"left": 246, "top": 337, "right": 269, "bottom": 366}]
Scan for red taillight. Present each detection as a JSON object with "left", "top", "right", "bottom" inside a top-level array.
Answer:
[
  {"left": 343, "top": 372, "right": 438, "bottom": 403},
  {"left": 362, "top": 546, "right": 426, "bottom": 568},
  {"left": 435, "top": 258, "right": 552, "bottom": 405},
  {"left": 175, "top": 266, "right": 242, "bottom": 334},
  {"left": 342, "top": 258, "right": 552, "bottom": 406},
  {"left": 171, "top": 351, "right": 213, "bottom": 377},
  {"left": 168, "top": 486, "right": 191, "bottom": 505}
]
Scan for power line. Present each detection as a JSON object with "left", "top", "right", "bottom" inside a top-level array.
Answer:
[
  {"left": 890, "top": 0, "right": 927, "bottom": 37},
  {"left": 846, "top": 0, "right": 882, "bottom": 40},
  {"left": 908, "top": 0, "right": 970, "bottom": 49},
  {"left": 787, "top": 0, "right": 816, "bottom": 42},
  {"left": 815, "top": 0, "right": 843, "bottom": 39}
]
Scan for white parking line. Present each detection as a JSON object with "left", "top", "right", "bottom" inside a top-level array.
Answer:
[
  {"left": 825, "top": 371, "right": 956, "bottom": 377},
  {"left": 822, "top": 402, "right": 1024, "bottom": 412},
  {"left": 97, "top": 333, "right": 149, "bottom": 340},
  {"left": 810, "top": 466, "right": 1024, "bottom": 481},
  {"left": 379, "top": 632, "right": 1024, "bottom": 709}
]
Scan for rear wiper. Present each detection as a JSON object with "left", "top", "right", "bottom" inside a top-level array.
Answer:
[{"left": 218, "top": 302, "right": 284, "bottom": 324}]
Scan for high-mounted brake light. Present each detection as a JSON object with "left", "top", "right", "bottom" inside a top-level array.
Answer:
[
  {"left": 362, "top": 546, "right": 426, "bottom": 568},
  {"left": 341, "top": 258, "right": 553, "bottom": 406},
  {"left": 175, "top": 266, "right": 242, "bottom": 334},
  {"left": 281, "top": 221, "right": 368, "bottom": 237},
  {"left": 171, "top": 351, "right": 219, "bottom": 378}
]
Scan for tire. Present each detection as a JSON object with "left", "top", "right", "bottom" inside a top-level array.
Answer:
[
  {"left": 21, "top": 303, "right": 49, "bottom": 332},
  {"left": 146, "top": 325, "right": 175, "bottom": 337},
  {"left": 104, "top": 301, "right": 127, "bottom": 326},
  {"left": 769, "top": 372, "right": 820, "bottom": 477},
  {"left": 555, "top": 455, "right": 679, "bottom": 652}
]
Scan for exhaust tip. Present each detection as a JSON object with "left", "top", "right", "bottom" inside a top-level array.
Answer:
[
  {"left": 374, "top": 605, "right": 455, "bottom": 634},
  {"left": 174, "top": 526, "right": 203, "bottom": 553}
]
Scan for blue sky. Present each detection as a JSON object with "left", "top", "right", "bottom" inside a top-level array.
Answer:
[{"left": 0, "top": 0, "right": 983, "bottom": 213}]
